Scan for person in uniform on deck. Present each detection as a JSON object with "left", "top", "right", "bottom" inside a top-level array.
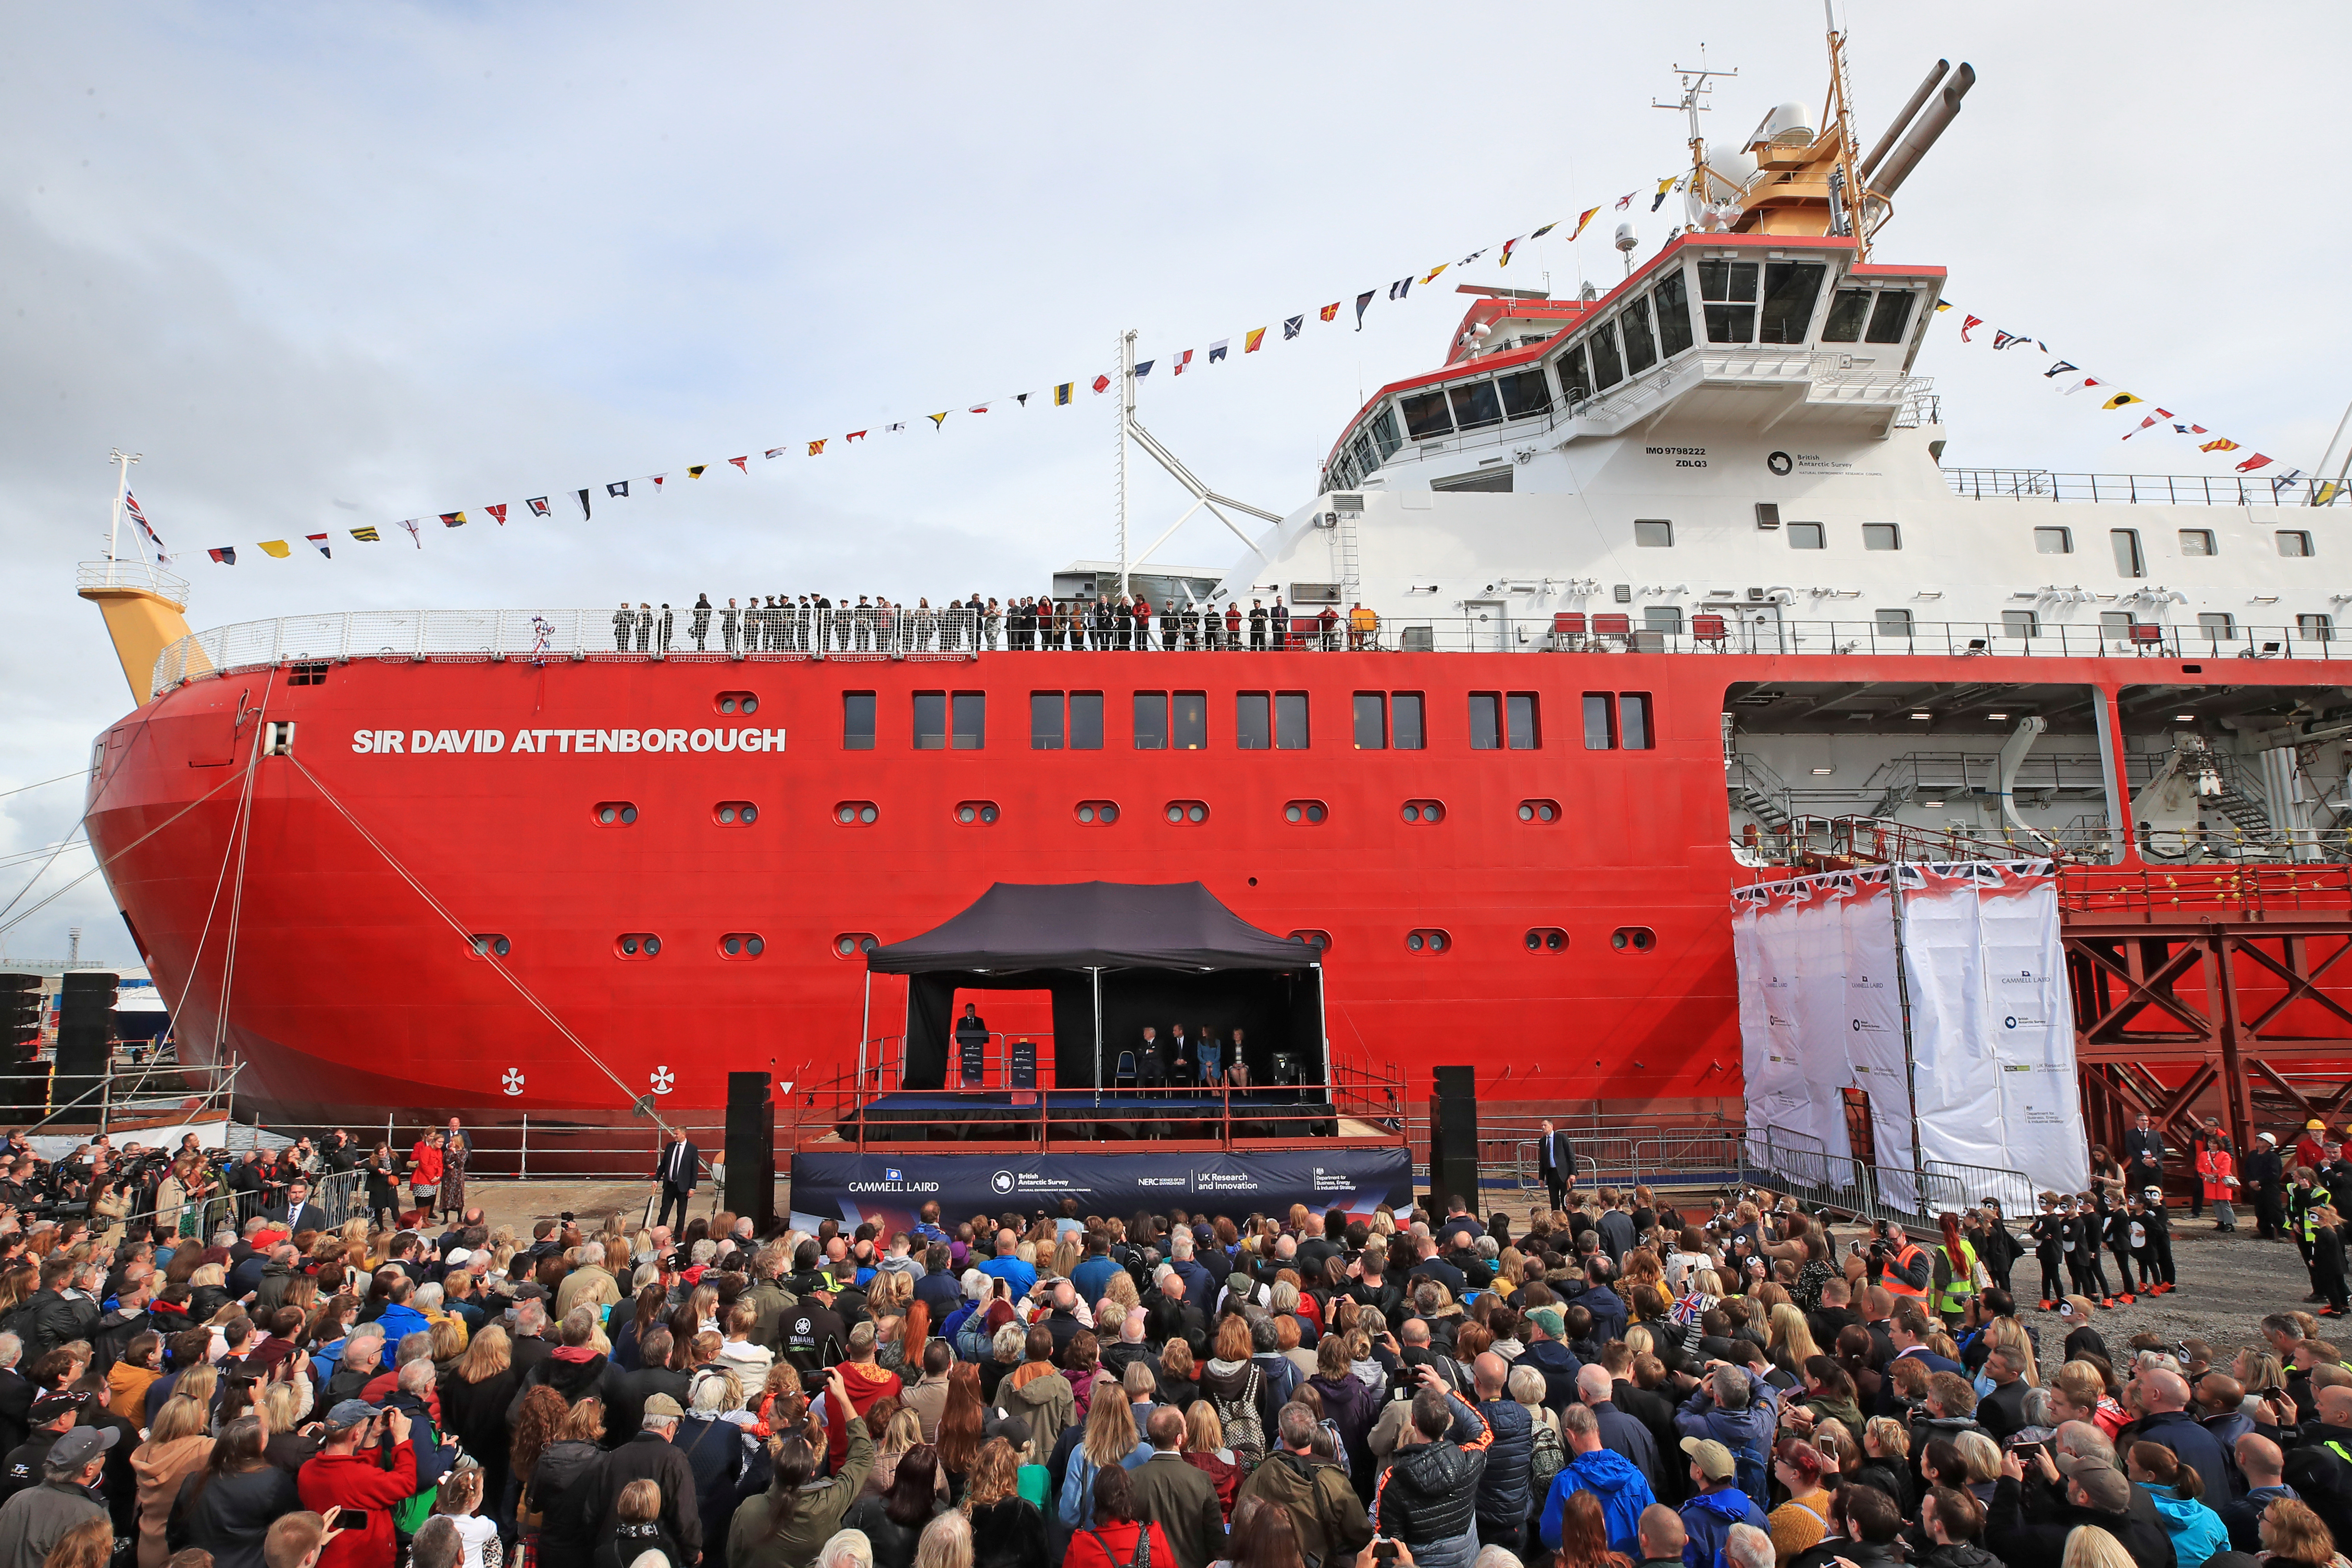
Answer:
[
  {"left": 691, "top": 594, "right": 712, "bottom": 650},
  {"left": 613, "top": 603, "right": 634, "bottom": 650},
  {"left": 632, "top": 602, "right": 653, "bottom": 651},
  {"left": 1248, "top": 600, "right": 1268, "bottom": 651},
  {"left": 657, "top": 604, "right": 674, "bottom": 652},
  {"left": 722, "top": 598, "right": 741, "bottom": 653}
]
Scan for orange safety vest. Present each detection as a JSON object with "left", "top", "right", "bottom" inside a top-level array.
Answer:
[{"left": 1881, "top": 1240, "right": 1929, "bottom": 1297}]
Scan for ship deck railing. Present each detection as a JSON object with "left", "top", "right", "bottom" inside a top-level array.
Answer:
[
  {"left": 148, "top": 608, "right": 2352, "bottom": 695},
  {"left": 1945, "top": 468, "right": 2348, "bottom": 507},
  {"left": 1737, "top": 811, "right": 2352, "bottom": 873}
]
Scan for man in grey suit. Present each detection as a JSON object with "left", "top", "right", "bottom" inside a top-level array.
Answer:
[{"left": 1127, "top": 1406, "right": 1225, "bottom": 1568}]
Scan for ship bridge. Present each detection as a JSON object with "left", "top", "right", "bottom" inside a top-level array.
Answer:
[{"left": 1317, "top": 233, "right": 1943, "bottom": 498}]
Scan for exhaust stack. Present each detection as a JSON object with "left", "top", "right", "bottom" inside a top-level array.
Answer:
[
  {"left": 1869, "top": 62, "right": 1975, "bottom": 200},
  {"left": 1859, "top": 60, "right": 1949, "bottom": 182}
]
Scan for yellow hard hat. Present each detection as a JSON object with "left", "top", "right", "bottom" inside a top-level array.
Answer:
[{"left": 2311, "top": 1120, "right": 2328, "bottom": 1131}]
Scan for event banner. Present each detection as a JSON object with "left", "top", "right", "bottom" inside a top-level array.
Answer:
[{"left": 788, "top": 1147, "right": 1415, "bottom": 1234}]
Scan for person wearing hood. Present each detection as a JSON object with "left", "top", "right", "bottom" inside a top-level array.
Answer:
[
  {"left": 999, "top": 1326, "right": 1076, "bottom": 1459},
  {"left": 1674, "top": 1437, "right": 1768, "bottom": 1568},
  {"left": 825, "top": 1320, "right": 906, "bottom": 1470},
  {"left": 1371, "top": 1369, "right": 1491, "bottom": 1568},
  {"left": 1233, "top": 1404, "right": 1372, "bottom": 1568},
  {"left": 1915, "top": 1484, "right": 2003, "bottom": 1568},
  {"left": 1542, "top": 1402, "right": 1655, "bottom": 1559},
  {"left": 1196, "top": 1317, "right": 1273, "bottom": 1467},
  {"left": 2128, "top": 1441, "right": 2229, "bottom": 1568}
]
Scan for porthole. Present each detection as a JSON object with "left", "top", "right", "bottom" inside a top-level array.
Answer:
[
  {"left": 616, "top": 933, "right": 661, "bottom": 959},
  {"left": 1405, "top": 928, "right": 1451, "bottom": 954},
  {"left": 469, "top": 933, "right": 510, "bottom": 958},
  {"left": 1289, "top": 930, "right": 1332, "bottom": 953},
  {"left": 1524, "top": 927, "right": 1568, "bottom": 953},
  {"left": 1166, "top": 801, "right": 1209, "bottom": 824},
  {"left": 1076, "top": 801, "right": 1120, "bottom": 825},
  {"left": 835, "top": 801, "right": 879, "bottom": 825},
  {"left": 1284, "top": 801, "right": 1328, "bottom": 825},
  {"left": 1518, "top": 799, "right": 1561, "bottom": 824},
  {"left": 714, "top": 801, "right": 759, "bottom": 826},
  {"left": 716, "top": 691, "right": 759, "bottom": 715},
  {"left": 955, "top": 802, "right": 1001, "bottom": 825},
  {"left": 594, "top": 801, "right": 639, "bottom": 826},
  {"left": 1401, "top": 800, "right": 1445, "bottom": 824},
  {"left": 834, "top": 933, "right": 879, "bottom": 958},
  {"left": 1611, "top": 926, "right": 1656, "bottom": 953},
  {"left": 720, "top": 933, "right": 765, "bottom": 959}
]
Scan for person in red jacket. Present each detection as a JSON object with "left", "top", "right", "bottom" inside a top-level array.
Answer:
[
  {"left": 406, "top": 1133, "right": 444, "bottom": 1223},
  {"left": 824, "top": 1320, "right": 904, "bottom": 1469},
  {"left": 298, "top": 1399, "right": 419, "bottom": 1568},
  {"left": 2198, "top": 1127, "right": 2241, "bottom": 1232},
  {"left": 1066, "top": 1456, "right": 1177, "bottom": 1568}
]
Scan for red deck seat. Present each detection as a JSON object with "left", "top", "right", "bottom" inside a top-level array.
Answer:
[{"left": 1692, "top": 613, "right": 1729, "bottom": 649}]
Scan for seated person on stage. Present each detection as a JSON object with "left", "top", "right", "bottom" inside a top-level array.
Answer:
[
  {"left": 1139, "top": 1025, "right": 1166, "bottom": 1093},
  {"left": 1169, "top": 1025, "right": 1194, "bottom": 1090},
  {"left": 955, "top": 1002, "right": 988, "bottom": 1088},
  {"left": 1226, "top": 1049, "right": 1252, "bottom": 1095},
  {"left": 1196, "top": 1027, "right": 1223, "bottom": 1086}
]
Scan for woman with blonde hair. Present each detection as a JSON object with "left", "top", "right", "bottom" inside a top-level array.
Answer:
[
  {"left": 1984, "top": 1317, "right": 2042, "bottom": 1387},
  {"left": 1057, "top": 1386, "right": 1147, "bottom": 1528},
  {"left": 2258, "top": 1497, "right": 2341, "bottom": 1568},
  {"left": 1182, "top": 1400, "right": 1241, "bottom": 1519},
  {"left": 868, "top": 1408, "right": 928, "bottom": 1497},
  {"left": 917, "top": 1506, "right": 977, "bottom": 1568},
  {"left": 130, "top": 1391, "right": 213, "bottom": 1568}
]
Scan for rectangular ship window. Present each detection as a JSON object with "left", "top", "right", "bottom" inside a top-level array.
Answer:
[
  {"left": 1173, "top": 691, "right": 1207, "bottom": 750},
  {"left": 1506, "top": 693, "right": 1540, "bottom": 750},
  {"left": 1236, "top": 692, "right": 1270, "bottom": 751},
  {"left": 1031, "top": 692, "right": 1064, "bottom": 750},
  {"left": 1133, "top": 692, "right": 1168, "bottom": 750},
  {"left": 1274, "top": 692, "right": 1310, "bottom": 749},
  {"left": 1070, "top": 692, "right": 1104, "bottom": 750},
  {"left": 951, "top": 692, "right": 984, "bottom": 750},
  {"left": 1354, "top": 693, "right": 1387, "bottom": 750},
  {"left": 1392, "top": 692, "right": 1426, "bottom": 750},
  {"left": 1469, "top": 693, "right": 1501, "bottom": 751},
  {"left": 913, "top": 692, "right": 947, "bottom": 750},
  {"left": 1583, "top": 693, "right": 1618, "bottom": 750},
  {"left": 843, "top": 692, "right": 876, "bottom": 750},
  {"left": 1619, "top": 693, "right": 1654, "bottom": 750}
]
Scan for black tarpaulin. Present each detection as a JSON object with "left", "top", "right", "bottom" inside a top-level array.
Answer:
[
  {"left": 866, "top": 882, "right": 1312, "bottom": 973},
  {"left": 866, "top": 883, "right": 1321, "bottom": 1092}
]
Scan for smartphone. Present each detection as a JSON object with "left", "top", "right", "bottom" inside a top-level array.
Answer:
[
  {"left": 2009, "top": 1440, "right": 2044, "bottom": 1464},
  {"left": 1373, "top": 1543, "right": 1399, "bottom": 1562}
]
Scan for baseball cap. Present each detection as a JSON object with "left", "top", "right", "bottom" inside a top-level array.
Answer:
[
  {"left": 643, "top": 1394, "right": 684, "bottom": 1419},
  {"left": 1680, "top": 1437, "right": 1736, "bottom": 1482},
  {"left": 324, "top": 1400, "right": 379, "bottom": 1431},
  {"left": 994, "top": 1412, "right": 1033, "bottom": 1450},
  {"left": 48, "top": 1428, "right": 116, "bottom": 1468},
  {"left": 1529, "top": 1307, "right": 1566, "bottom": 1340},
  {"left": 28, "top": 1395, "right": 82, "bottom": 1423}
]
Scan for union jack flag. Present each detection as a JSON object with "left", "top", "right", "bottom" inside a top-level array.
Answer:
[{"left": 122, "top": 491, "right": 168, "bottom": 562}]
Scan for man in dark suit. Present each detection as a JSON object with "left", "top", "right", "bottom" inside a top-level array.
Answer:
[
  {"left": 269, "top": 1178, "right": 326, "bottom": 1237},
  {"left": 1138, "top": 1026, "right": 1167, "bottom": 1098},
  {"left": 1539, "top": 1120, "right": 1576, "bottom": 1214},
  {"left": 954, "top": 1004, "right": 989, "bottom": 1089},
  {"left": 2123, "top": 1114, "right": 2166, "bottom": 1192},
  {"left": 1129, "top": 1407, "right": 1225, "bottom": 1568},
  {"left": 656, "top": 1132, "right": 698, "bottom": 1231}
]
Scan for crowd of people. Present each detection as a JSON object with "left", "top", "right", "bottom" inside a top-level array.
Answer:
[
  {"left": 606, "top": 596, "right": 1383, "bottom": 655},
  {"left": 0, "top": 1117, "right": 2348, "bottom": 1568}
]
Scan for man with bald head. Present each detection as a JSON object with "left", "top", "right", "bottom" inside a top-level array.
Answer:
[
  {"left": 2216, "top": 1431, "right": 2296, "bottom": 1552},
  {"left": 2134, "top": 1365, "right": 2240, "bottom": 1501},
  {"left": 1580, "top": 1363, "right": 1660, "bottom": 1485},
  {"left": 976, "top": 1228, "right": 1035, "bottom": 1295},
  {"left": 1471, "top": 1351, "right": 1532, "bottom": 1553}
]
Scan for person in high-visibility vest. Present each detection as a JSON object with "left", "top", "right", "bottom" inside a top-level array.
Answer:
[
  {"left": 1869, "top": 1222, "right": 1933, "bottom": 1302},
  {"left": 1931, "top": 1212, "right": 1977, "bottom": 1328}
]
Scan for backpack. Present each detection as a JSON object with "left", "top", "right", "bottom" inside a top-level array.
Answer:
[
  {"left": 1527, "top": 1415, "right": 1565, "bottom": 1493},
  {"left": 1731, "top": 1438, "right": 1771, "bottom": 1514},
  {"left": 1215, "top": 1368, "right": 1266, "bottom": 1469}
]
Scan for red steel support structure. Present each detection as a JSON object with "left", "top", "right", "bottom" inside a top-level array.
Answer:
[{"left": 2065, "top": 865, "right": 2352, "bottom": 1167}]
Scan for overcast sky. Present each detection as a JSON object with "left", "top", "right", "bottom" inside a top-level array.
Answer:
[{"left": 4, "top": 2, "right": 2348, "bottom": 965}]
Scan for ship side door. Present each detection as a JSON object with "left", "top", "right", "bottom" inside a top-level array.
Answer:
[
  {"left": 1463, "top": 600, "right": 1508, "bottom": 652},
  {"left": 1705, "top": 601, "right": 1785, "bottom": 654}
]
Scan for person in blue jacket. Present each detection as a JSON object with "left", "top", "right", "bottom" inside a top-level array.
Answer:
[
  {"left": 1542, "top": 1403, "right": 1657, "bottom": 1558},
  {"left": 2129, "top": 1440, "right": 2231, "bottom": 1568},
  {"left": 1675, "top": 1438, "right": 1769, "bottom": 1568}
]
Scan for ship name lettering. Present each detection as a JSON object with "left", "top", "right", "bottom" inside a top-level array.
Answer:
[
  {"left": 355, "top": 726, "right": 785, "bottom": 756},
  {"left": 1644, "top": 446, "right": 1706, "bottom": 456}
]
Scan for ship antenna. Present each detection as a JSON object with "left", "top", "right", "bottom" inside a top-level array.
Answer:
[
  {"left": 106, "top": 449, "right": 142, "bottom": 565},
  {"left": 1822, "top": 0, "right": 1870, "bottom": 259},
  {"left": 1654, "top": 47, "right": 1735, "bottom": 236}
]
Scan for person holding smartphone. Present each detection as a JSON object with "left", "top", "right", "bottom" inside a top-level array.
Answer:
[{"left": 296, "top": 1399, "right": 418, "bottom": 1568}]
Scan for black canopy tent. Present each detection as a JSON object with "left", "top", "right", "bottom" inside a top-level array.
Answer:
[{"left": 864, "top": 881, "right": 1325, "bottom": 1096}]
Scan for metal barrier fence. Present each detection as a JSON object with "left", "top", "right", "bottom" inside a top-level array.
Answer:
[
  {"left": 135, "top": 1164, "right": 371, "bottom": 1242},
  {"left": 223, "top": 1117, "right": 732, "bottom": 1183}
]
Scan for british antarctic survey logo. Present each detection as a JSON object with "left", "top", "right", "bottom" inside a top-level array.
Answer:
[{"left": 992, "top": 1170, "right": 1016, "bottom": 1195}]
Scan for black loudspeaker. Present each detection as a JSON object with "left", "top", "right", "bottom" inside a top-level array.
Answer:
[
  {"left": 1008, "top": 1039, "right": 1037, "bottom": 1090},
  {"left": 0, "top": 979, "right": 40, "bottom": 1120},
  {"left": 1428, "top": 1064, "right": 1480, "bottom": 1215},
  {"left": 724, "top": 1070, "right": 776, "bottom": 1227},
  {"left": 54, "top": 973, "right": 116, "bottom": 1115}
]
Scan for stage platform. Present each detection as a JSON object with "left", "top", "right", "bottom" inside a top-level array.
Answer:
[{"left": 826, "top": 1088, "right": 1351, "bottom": 1144}]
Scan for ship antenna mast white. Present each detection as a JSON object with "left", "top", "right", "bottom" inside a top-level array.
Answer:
[
  {"left": 1117, "top": 330, "right": 1134, "bottom": 597},
  {"left": 1822, "top": 0, "right": 1870, "bottom": 260},
  {"left": 1653, "top": 46, "right": 1736, "bottom": 218},
  {"left": 106, "top": 448, "right": 141, "bottom": 564}
]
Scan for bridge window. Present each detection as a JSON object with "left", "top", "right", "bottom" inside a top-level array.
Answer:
[
  {"left": 1590, "top": 321, "right": 1625, "bottom": 389},
  {"left": 1621, "top": 297, "right": 1658, "bottom": 375},
  {"left": 1133, "top": 692, "right": 1167, "bottom": 750},
  {"left": 1788, "top": 523, "right": 1825, "bottom": 549},
  {"left": 2180, "top": 529, "right": 2216, "bottom": 557},
  {"left": 2035, "top": 526, "right": 2073, "bottom": 555},
  {"left": 1354, "top": 693, "right": 1387, "bottom": 750},
  {"left": 1392, "top": 692, "right": 1426, "bottom": 750},
  {"left": 1698, "top": 259, "right": 1758, "bottom": 342},
  {"left": 1865, "top": 291, "right": 1916, "bottom": 343},
  {"left": 1557, "top": 345, "right": 1591, "bottom": 402},
  {"left": 1365, "top": 407, "right": 1403, "bottom": 462},
  {"left": 1275, "top": 693, "right": 1310, "bottom": 749},
  {"left": 1583, "top": 694, "right": 1617, "bottom": 750},
  {"left": 1654, "top": 270, "right": 1695, "bottom": 356},
  {"left": 1497, "top": 367, "right": 1552, "bottom": 420},
  {"left": 1031, "top": 692, "right": 1064, "bottom": 749},
  {"left": 1400, "top": 389, "right": 1453, "bottom": 441},
  {"left": 2279, "top": 530, "right": 2315, "bottom": 558},
  {"left": 1862, "top": 523, "right": 1900, "bottom": 551},
  {"left": 1173, "top": 691, "right": 1207, "bottom": 749},
  {"left": 1620, "top": 693, "right": 1654, "bottom": 750},
  {"left": 1759, "top": 261, "right": 1826, "bottom": 344},
  {"left": 1822, "top": 288, "right": 1871, "bottom": 342},
  {"left": 1449, "top": 379, "right": 1504, "bottom": 432}
]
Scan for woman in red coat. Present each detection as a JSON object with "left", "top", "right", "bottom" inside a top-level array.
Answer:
[
  {"left": 1062, "top": 1462, "right": 1175, "bottom": 1568},
  {"left": 407, "top": 1131, "right": 445, "bottom": 1221},
  {"left": 2198, "top": 1132, "right": 2240, "bottom": 1232}
]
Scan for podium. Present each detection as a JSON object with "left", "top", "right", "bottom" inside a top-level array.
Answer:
[
  {"left": 1009, "top": 1039, "right": 1037, "bottom": 1089},
  {"left": 958, "top": 1033, "right": 986, "bottom": 1088}
]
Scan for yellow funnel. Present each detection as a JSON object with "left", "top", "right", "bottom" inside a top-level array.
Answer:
[{"left": 78, "top": 560, "right": 198, "bottom": 708}]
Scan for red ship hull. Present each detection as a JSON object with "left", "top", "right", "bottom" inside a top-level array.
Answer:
[{"left": 83, "top": 646, "right": 2343, "bottom": 1127}]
